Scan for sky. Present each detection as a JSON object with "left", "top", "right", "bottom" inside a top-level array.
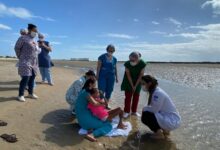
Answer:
[{"left": 0, "top": 0, "right": 220, "bottom": 61}]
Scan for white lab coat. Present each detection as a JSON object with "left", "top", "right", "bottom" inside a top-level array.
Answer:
[{"left": 143, "top": 87, "right": 181, "bottom": 131}]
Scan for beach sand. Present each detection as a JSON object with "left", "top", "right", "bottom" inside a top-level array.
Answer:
[
  {"left": 0, "top": 59, "right": 220, "bottom": 150},
  {"left": 0, "top": 60, "right": 145, "bottom": 150}
]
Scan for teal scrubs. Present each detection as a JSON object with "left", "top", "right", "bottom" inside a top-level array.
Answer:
[{"left": 75, "top": 90, "right": 112, "bottom": 137}]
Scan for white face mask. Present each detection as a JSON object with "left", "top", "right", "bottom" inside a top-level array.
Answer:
[
  {"left": 130, "top": 62, "right": 137, "bottom": 66},
  {"left": 107, "top": 52, "right": 113, "bottom": 56},
  {"left": 30, "top": 31, "right": 37, "bottom": 38},
  {"left": 142, "top": 85, "right": 148, "bottom": 92}
]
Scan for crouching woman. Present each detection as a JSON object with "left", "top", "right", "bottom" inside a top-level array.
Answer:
[{"left": 141, "top": 75, "right": 181, "bottom": 139}]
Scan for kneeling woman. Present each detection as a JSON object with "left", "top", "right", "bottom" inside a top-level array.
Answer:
[
  {"left": 141, "top": 75, "right": 181, "bottom": 139},
  {"left": 75, "top": 79, "right": 112, "bottom": 142}
]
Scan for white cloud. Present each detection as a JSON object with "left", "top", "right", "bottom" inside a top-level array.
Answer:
[
  {"left": 152, "top": 21, "right": 160, "bottom": 25},
  {"left": 0, "top": 2, "right": 55, "bottom": 21},
  {"left": 100, "top": 33, "right": 138, "bottom": 39},
  {"left": 0, "top": 23, "right": 11, "bottom": 30},
  {"left": 166, "top": 17, "right": 182, "bottom": 27},
  {"left": 50, "top": 41, "right": 62, "bottom": 45},
  {"left": 150, "top": 31, "right": 166, "bottom": 35},
  {"left": 121, "top": 23, "right": 220, "bottom": 61},
  {"left": 202, "top": 0, "right": 220, "bottom": 16},
  {"left": 133, "top": 18, "right": 139, "bottom": 22},
  {"left": 51, "top": 35, "right": 68, "bottom": 39}
]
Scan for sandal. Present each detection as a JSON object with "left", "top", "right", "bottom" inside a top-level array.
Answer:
[
  {"left": 0, "top": 134, "right": 18, "bottom": 143},
  {"left": 0, "top": 120, "right": 7, "bottom": 126}
]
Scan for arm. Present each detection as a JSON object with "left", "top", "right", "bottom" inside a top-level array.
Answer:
[
  {"left": 42, "top": 42, "right": 52, "bottom": 51},
  {"left": 143, "top": 94, "right": 164, "bottom": 113},
  {"left": 14, "top": 37, "right": 24, "bottom": 59},
  {"left": 96, "top": 60, "right": 102, "bottom": 80},
  {"left": 134, "top": 68, "right": 145, "bottom": 89},
  {"left": 87, "top": 95, "right": 105, "bottom": 106},
  {"left": 125, "top": 68, "right": 134, "bottom": 91},
  {"left": 115, "top": 64, "right": 119, "bottom": 83}
]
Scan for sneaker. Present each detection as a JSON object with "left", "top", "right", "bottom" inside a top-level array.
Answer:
[
  {"left": 48, "top": 83, "right": 54, "bottom": 86},
  {"left": 27, "top": 94, "right": 38, "bottom": 99},
  {"left": 123, "top": 113, "right": 130, "bottom": 118},
  {"left": 131, "top": 112, "right": 141, "bottom": 117},
  {"left": 18, "top": 96, "right": 26, "bottom": 102},
  {"left": 40, "top": 81, "right": 47, "bottom": 84}
]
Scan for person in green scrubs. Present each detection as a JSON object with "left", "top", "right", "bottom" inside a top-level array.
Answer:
[{"left": 121, "top": 51, "right": 146, "bottom": 118}]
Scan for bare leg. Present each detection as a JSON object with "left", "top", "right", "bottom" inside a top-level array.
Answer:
[
  {"left": 107, "top": 107, "right": 127, "bottom": 129},
  {"left": 84, "top": 133, "right": 97, "bottom": 142}
]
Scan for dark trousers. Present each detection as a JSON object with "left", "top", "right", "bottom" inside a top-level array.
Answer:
[
  {"left": 19, "top": 69, "right": 36, "bottom": 96},
  {"left": 124, "top": 91, "right": 140, "bottom": 113},
  {"left": 141, "top": 111, "right": 161, "bottom": 132}
]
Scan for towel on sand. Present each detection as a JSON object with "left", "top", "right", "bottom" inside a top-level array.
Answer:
[{"left": 78, "top": 117, "right": 132, "bottom": 137}]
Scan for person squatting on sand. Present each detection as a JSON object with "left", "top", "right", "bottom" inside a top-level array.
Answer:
[
  {"left": 141, "top": 75, "right": 181, "bottom": 139},
  {"left": 87, "top": 88, "right": 126, "bottom": 129},
  {"left": 14, "top": 24, "right": 40, "bottom": 102},
  {"left": 66, "top": 70, "right": 96, "bottom": 114},
  {"left": 121, "top": 51, "right": 146, "bottom": 118},
  {"left": 97, "top": 44, "right": 119, "bottom": 110}
]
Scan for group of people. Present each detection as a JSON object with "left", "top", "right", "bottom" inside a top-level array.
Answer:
[
  {"left": 14, "top": 24, "right": 54, "bottom": 102},
  {"left": 65, "top": 45, "right": 181, "bottom": 141}
]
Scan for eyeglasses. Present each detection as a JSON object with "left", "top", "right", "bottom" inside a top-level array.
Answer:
[{"left": 108, "top": 51, "right": 114, "bottom": 53}]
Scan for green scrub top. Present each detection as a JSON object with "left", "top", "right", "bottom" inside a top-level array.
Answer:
[{"left": 121, "top": 59, "right": 146, "bottom": 94}]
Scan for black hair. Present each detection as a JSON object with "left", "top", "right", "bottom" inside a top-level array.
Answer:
[
  {"left": 106, "top": 44, "right": 115, "bottom": 51},
  {"left": 142, "top": 75, "right": 158, "bottom": 105},
  {"left": 82, "top": 78, "right": 96, "bottom": 91},
  {"left": 85, "top": 70, "right": 95, "bottom": 76},
  {"left": 88, "top": 88, "right": 99, "bottom": 95},
  {"left": 28, "top": 24, "right": 37, "bottom": 30}
]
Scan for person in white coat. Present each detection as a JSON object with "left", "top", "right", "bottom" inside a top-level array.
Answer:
[{"left": 141, "top": 75, "right": 181, "bottom": 139}]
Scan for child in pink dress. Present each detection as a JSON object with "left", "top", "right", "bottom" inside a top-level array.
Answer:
[{"left": 87, "top": 88, "right": 126, "bottom": 129}]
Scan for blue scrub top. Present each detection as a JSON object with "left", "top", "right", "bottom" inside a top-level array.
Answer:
[
  {"left": 98, "top": 53, "right": 117, "bottom": 76},
  {"left": 38, "top": 41, "right": 51, "bottom": 68}
]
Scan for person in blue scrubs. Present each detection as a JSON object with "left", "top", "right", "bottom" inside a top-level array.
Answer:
[
  {"left": 38, "top": 33, "right": 53, "bottom": 86},
  {"left": 96, "top": 44, "right": 118, "bottom": 109},
  {"left": 75, "top": 79, "right": 112, "bottom": 142}
]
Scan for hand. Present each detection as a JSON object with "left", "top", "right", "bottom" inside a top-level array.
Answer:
[
  {"left": 116, "top": 78, "right": 119, "bottom": 83},
  {"left": 96, "top": 75, "right": 99, "bottom": 81},
  {"left": 131, "top": 85, "right": 136, "bottom": 93},
  {"left": 41, "top": 42, "right": 46, "bottom": 47},
  {"left": 32, "top": 42, "right": 37, "bottom": 46}
]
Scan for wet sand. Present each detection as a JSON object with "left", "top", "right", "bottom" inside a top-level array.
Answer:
[{"left": 0, "top": 59, "right": 220, "bottom": 150}]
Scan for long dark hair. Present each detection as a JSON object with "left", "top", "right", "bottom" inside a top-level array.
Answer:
[
  {"left": 142, "top": 75, "right": 158, "bottom": 105},
  {"left": 82, "top": 78, "right": 96, "bottom": 91}
]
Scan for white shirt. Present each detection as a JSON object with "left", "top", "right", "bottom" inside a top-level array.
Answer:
[
  {"left": 66, "top": 76, "right": 86, "bottom": 103},
  {"left": 143, "top": 87, "right": 181, "bottom": 131}
]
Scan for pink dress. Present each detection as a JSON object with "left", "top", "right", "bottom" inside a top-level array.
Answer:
[{"left": 88, "top": 98, "right": 108, "bottom": 121}]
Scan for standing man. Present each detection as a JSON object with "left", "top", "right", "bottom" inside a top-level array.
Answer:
[{"left": 15, "top": 24, "right": 39, "bottom": 102}]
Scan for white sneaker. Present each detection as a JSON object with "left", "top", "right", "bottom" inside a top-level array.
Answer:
[
  {"left": 132, "top": 112, "right": 141, "bottom": 117},
  {"left": 27, "top": 94, "right": 38, "bottom": 99},
  {"left": 18, "top": 96, "right": 26, "bottom": 102},
  {"left": 123, "top": 113, "right": 130, "bottom": 118}
]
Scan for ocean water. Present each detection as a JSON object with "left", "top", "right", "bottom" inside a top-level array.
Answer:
[
  {"left": 112, "top": 64, "right": 220, "bottom": 150},
  {"left": 60, "top": 62, "right": 220, "bottom": 150}
]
